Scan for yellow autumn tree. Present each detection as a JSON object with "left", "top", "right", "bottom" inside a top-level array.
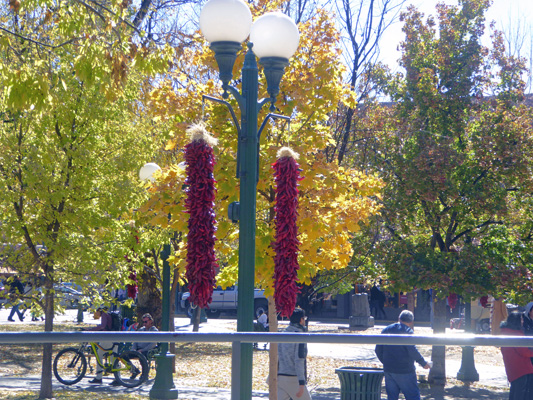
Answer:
[{"left": 143, "top": 0, "right": 383, "bottom": 297}]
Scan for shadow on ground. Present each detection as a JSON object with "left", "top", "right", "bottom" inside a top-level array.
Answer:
[
  {"left": 421, "top": 383, "right": 508, "bottom": 400},
  {"left": 314, "top": 382, "right": 508, "bottom": 400}
]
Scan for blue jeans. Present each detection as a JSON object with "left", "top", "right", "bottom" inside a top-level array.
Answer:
[
  {"left": 9, "top": 303, "right": 24, "bottom": 321},
  {"left": 384, "top": 371, "right": 420, "bottom": 400}
]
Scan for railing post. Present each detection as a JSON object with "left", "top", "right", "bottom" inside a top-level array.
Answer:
[{"left": 231, "top": 341, "right": 242, "bottom": 400}]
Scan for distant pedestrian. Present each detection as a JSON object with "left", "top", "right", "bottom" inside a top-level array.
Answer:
[
  {"left": 370, "top": 283, "right": 386, "bottom": 320},
  {"left": 500, "top": 312, "right": 533, "bottom": 400},
  {"left": 375, "top": 310, "right": 430, "bottom": 400},
  {"left": 257, "top": 309, "right": 268, "bottom": 329},
  {"left": 7, "top": 276, "right": 25, "bottom": 322},
  {"left": 277, "top": 308, "right": 311, "bottom": 400},
  {"left": 522, "top": 302, "right": 533, "bottom": 336},
  {"left": 491, "top": 297, "right": 508, "bottom": 336}
]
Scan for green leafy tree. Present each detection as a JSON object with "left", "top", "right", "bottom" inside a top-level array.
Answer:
[
  {"left": 0, "top": 0, "right": 171, "bottom": 397},
  {"left": 351, "top": 0, "right": 533, "bottom": 384}
]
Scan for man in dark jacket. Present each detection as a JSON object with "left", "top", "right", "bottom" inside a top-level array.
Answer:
[
  {"left": 375, "top": 310, "right": 430, "bottom": 400},
  {"left": 7, "top": 276, "right": 26, "bottom": 322},
  {"left": 370, "top": 283, "right": 386, "bottom": 320}
]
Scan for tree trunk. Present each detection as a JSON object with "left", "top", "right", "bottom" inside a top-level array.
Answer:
[
  {"left": 39, "top": 268, "right": 54, "bottom": 399},
  {"left": 192, "top": 306, "right": 201, "bottom": 332},
  {"left": 428, "top": 295, "right": 447, "bottom": 385},
  {"left": 268, "top": 296, "right": 278, "bottom": 400},
  {"left": 137, "top": 269, "right": 162, "bottom": 328}
]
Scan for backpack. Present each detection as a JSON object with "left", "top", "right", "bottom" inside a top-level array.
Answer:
[{"left": 108, "top": 311, "right": 123, "bottom": 331}]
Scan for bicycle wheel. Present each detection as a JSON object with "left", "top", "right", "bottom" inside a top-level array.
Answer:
[
  {"left": 53, "top": 347, "right": 87, "bottom": 385},
  {"left": 113, "top": 350, "right": 148, "bottom": 388}
]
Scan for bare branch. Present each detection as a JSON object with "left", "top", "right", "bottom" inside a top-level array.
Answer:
[
  {"left": 79, "top": 0, "right": 141, "bottom": 34},
  {"left": 0, "top": 27, "right": 76, "bottom": 50},
  {"left": 132, "top": 0, "right": 153, "bottom": 28},
  {"left": 453, "top": 219, "right": 504, "bottom": 243}
]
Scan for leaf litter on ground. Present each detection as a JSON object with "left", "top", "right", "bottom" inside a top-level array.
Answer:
[{"left": 0, "top": 318, "right": 508, "bottom": 398}]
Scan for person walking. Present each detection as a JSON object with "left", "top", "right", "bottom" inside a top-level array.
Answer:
[
  {"left": 500, "top": 312, "right": 533, "bottom": 399},
  {"left": 7, "top": 276, "right": 26, "bottom": 322},
  {"left": 277, "top": 308, "right": 312, "bottom": 400},
  {"left": 375, "top": 310, "right": 430, "bottom": 400}
]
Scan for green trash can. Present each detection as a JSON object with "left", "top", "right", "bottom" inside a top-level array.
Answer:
[{"left": 335, "top": 366, "right": 384, "bottom": 400}]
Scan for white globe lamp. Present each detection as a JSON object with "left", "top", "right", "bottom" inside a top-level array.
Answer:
[
  {"left": 139, "top": 162, "right": 161, "bottom": 182},
  {"left": 199, "top": 0, "right": 252, "bottom": 44},
  {"left": 250, "top": 12, "right": 300, "bottom": 60}
]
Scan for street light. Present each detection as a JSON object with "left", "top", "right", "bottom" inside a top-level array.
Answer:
[
  {"left": 139, "top": 162, "right": 178, "bottom": 400},
  {"left": 139, "top": 162, "right": 162, "bottom": 182},
  {"left": 199, "top": 1, "right": 299, "bottom": 399},
  {"left": 457, "top": 300, "right": 480, "bottom": 382}
]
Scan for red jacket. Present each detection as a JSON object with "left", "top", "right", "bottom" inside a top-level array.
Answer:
[{"left": 500, "top": 328, "right": 533, "bottom": 382}]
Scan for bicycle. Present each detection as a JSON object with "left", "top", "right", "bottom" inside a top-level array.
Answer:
[{"left": 53, "top": 342, "right": 149, "bottom": 388}]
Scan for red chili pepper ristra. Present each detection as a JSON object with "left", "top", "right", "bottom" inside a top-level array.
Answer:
[
  {"left": 184, "top": 124, "right": 219, "bottom": 309},
  {"left": 272, "top": 147, "right": 303, "bottom": 317}
]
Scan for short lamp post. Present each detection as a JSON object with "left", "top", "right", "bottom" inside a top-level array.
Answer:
[
  {"left": 139, "top": 162, "right": 179, "bottom": 400},
  {"left": 457, "top": 300, "right": 479, "bottom": 382},
  {"left": 199, "top": 1, "right": 300, "bottom": 399}
]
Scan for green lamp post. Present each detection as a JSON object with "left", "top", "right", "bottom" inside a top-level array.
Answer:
[
  {"left": 199, "top": 1, "right": 300, "bottom": 399},
  {"left": 139, "top": 163, "right": 179, "bottom": 400}
]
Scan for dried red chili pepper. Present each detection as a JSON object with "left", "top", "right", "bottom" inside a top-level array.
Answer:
[
  {"left": 272, "top": 147, "right": 303, "bottom": 317},
  {"left": 184, "top": 124, "right": 219, "bottom": 309}
]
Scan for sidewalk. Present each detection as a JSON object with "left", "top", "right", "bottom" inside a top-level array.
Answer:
[
  {"left": 0, "top": 374, "right": 509, "bottom": 399},
  {"left": 0, "top": 309, "right": 510, "bottom": 399}
]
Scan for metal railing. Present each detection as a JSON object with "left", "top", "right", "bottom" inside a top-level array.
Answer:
[{"left": 0, "top": 331, "right": 530, "bottom": 347}]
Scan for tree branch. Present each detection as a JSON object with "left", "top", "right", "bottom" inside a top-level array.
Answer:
[
  {"left": 453, "top": 219, "right": 504, "bottom": 243},
  {"left": 79, "top": 0, "right": 141, "bottom": 34},
  {"left": 132, "top": 0, "right": 152, "bottom": 28},
  {"left": 0, "top": 27, "right": 76, "bottom": 49}
]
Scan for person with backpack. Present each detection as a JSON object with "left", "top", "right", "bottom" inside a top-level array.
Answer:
[
  {"left": 84, "top": 306, "right": 120, "bottom": 385},
  {"left": 108, "top": 310, "right": 123, "bottom": 332}
]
